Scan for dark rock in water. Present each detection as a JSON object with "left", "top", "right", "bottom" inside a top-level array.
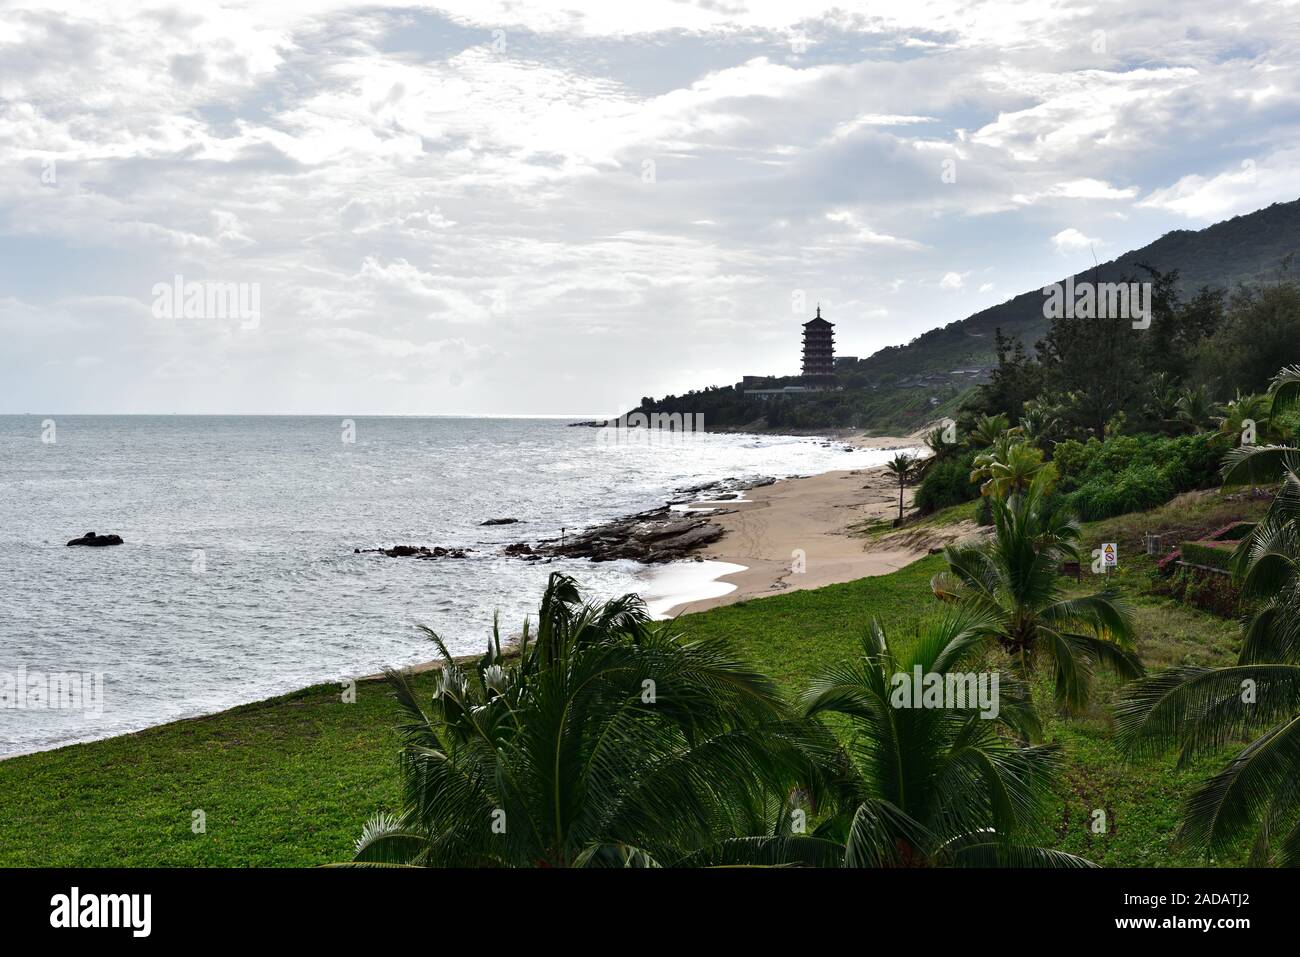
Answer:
[
  {"left": 534, "top": 509, "right": 723, "bottom": 563},
  {"left": 66, "top": 531, "right": 123, "bottom": 547},
  {"left": 503, "top": 542, "right": 535, "bottom": 557},
  {"left": 480, "top": 517, "right": 521, "bottom": 526},
  {"left": 356, "top": 544, "right": 471, "bottom": 560},
  {"left": 526, "top": 474, "right": 780, "bottom": 563}
]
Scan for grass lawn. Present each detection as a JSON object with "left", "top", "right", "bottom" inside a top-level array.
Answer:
[{"left": 0, "top": 492, "right": 1260, "bottom": 866}]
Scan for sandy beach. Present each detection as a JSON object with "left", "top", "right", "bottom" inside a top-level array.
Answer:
[{"left": 651, "top": 432, "right": 979, "bottom": 617}]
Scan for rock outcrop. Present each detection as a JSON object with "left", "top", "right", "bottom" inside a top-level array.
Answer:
[
  {"left": 355, "top": 545, "right": 471, "bottom": 560},
  {"left": 66, "top": 531, "right": 123, "bottom": 547}
]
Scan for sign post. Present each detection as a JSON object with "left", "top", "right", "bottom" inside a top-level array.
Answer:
[{"left": 1101, "top": 542, "right": 1118, "bottom": 578}]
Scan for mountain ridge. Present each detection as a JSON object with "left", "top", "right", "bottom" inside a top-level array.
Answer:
[{"left": 858, "top": 197, "right": 1300, "bottom": 379}]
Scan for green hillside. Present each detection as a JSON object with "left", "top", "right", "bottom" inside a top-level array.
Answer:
[
  {"left": 859, "top": 197, "right": 1300, "bottom": 378},
  {"left": 635, "top": 197, "right": 1300, "bottom": 433}
]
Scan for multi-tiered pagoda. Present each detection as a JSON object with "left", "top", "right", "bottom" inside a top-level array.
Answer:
[{"left": 801, "top": 305, "right": 835, "bottom": 382}]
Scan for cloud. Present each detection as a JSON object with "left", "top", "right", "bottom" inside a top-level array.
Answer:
[
  {"left": 1138, "top": 152, "right": 1300, "bottom": 220},
  {"left": 2, "top": 0, "right": 1300, "bottom": 413},
  {"left": 1049, "top": 228, "right": 1101, "bottom": 254},
  {"left": 825, "top": 210, "right": 924, "bottom": 249}
]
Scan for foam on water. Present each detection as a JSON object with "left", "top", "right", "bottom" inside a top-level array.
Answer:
[{"left": 0, "top": 416, "right": 902, "bottom": 756}]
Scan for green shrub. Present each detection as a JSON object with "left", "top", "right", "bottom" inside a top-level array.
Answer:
[
  {"left": 1054, "top": 432, "right": 1229, "bottom": 521},
  {"left": 914, "top": 450, "right": 978, "bottom": 513},
  {"left": 1179, "top": 540, "right": 1236, "bottom": 573},
  {"left": 1152, "top": 567, "right": 1240, "bottom": 618}
]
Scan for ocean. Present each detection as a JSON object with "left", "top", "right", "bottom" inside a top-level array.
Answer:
[{"left": 0, "top": 415, "right": 900, "bottom": 757}]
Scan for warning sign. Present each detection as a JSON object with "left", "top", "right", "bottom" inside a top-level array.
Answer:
[{"left": 1101, "top": 542, "right": 1118, "bottom": 568}]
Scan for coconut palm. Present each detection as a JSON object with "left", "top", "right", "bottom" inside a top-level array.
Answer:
[
  {"left": 351, "top": 573, "right": 835, "bottom": 867},
  {"left": 1145, "top": 372, "right": 1182, "bottom": 434},
  {"left": 1116, "top": 366, "right": 1300, "bottom": 864},
  {"left": 768, "top": 611, "right": 1093, "bottom": 867},
  {"left": 915, "top": 424, "right": 959, "bottom": 479},
  {"left": 1175, "top": 385, "right": 1213, "bottom": 433},
  {"left": 885, "top": 452, "right": 917, "bottom": 520},
  {"left": 970, "top": 437, "right": 1057, "bottom": 500},
  {"left": 931, "top": 472, "right": 1142, "bottom": 711},
  {"left": 1214, "top": 390, "right": 1274, "bottom": 448},
  {"left": 1019, "top": 400, "right": 1059, "bottom": 449},
  {"left": 968, "top": 412, "right": 1014, "bottom": 451}
]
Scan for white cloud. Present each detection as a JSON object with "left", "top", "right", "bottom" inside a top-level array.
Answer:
[
  {"left": 2, "top": 0, "right": 1300, "bottom": 413},
  {"left": 1138, "top": 152, "right": 1300, "bottom": 220},
  {"left": 825, "top": 210, "right": 924, "bottom": 249},
  {"left": 1050, "top": 228, "right": 1101, "bottom": 254}
]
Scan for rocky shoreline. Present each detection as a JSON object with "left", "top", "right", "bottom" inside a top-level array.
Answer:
[
  {"left": 353, "top": 476, "right": 781, "bottom": 566},
  {"left": 527, "top": 476, "right": 777, "bottom": 563}
]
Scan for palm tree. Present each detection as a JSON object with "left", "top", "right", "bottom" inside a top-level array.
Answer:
[
  {"left": 1214, "top": 390, "right": 1273, "bottom": 448},
  {"left": 885, "top": 452, "right": 917, "bottom": 521},
  {"left": 1145, "top": 372, "right": 1182, "bottom": 434},
  {"left": 351, "top": 573, "right": 833, "bottom": 867},
  {"left": 968, "top": 412, "right": 1014, "bottom": 451},
  {"left": 1175, "top": 385, "right": 1213, "bottom": 433},
  {"left": 970, "top": 436, "right": 1057, "bottom": 500},
  {"left": 931, "top": 473, "right": 1142, "bottom": 712},
  {"left": 1019, "top": 400, "right": 1059, "bottom": 449},
  {"left": 766, "top": 611, "right": 1093, "bottom": 867},
  {"left": 915, "top": 424, "right": 958, "bottom": 479},
  {"left": 1116, "top": 366, "right": 1300, "bottom": 864}
]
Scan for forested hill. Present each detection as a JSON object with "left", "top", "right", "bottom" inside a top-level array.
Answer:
[
  {"left": 861, "top": 197, "right": 1300, "bottom": 378},
  {"left": 632, "top": 197, "right": 1300, "bottom": 434}
]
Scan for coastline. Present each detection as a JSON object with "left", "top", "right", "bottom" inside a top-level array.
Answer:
[
  {"left": 643, "top": 430, "right": 982, "bottom": 617},
  {"left": 347, "top": 430, "right": 969, "bottom": 671},
  {"left": 1, "top": 426, "right": 956, "bottom": 762}
]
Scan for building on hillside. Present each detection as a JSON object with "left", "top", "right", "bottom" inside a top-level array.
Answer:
[{"left": 801, "top": 305, "right": 835, "bottom": 382}]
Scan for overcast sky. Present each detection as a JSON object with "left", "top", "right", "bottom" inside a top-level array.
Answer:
[{"left": 2, "top": 0, "right": 1298, "bottom": 415}]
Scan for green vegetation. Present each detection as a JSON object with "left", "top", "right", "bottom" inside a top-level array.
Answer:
[
  {"left": 932, "top": 473, "right": 1141, "bottom": 712},
  {"left": 633, "top": 199, "right": 1300, "bottom": 436},
  {"left": 351, "top": 576, "right": 831, "bottom": 868},
  {"left": 4, "top": 375, "right": 1298, "bottom": 868},
  {"left": 1054, "top": 433, "right": 1227, "bottom": 521},
  {"left": 1178, "top": 540, "right": 1236, "bottom": 573},
  {"left": 883, "top": 452, "right": 917, "bottom": 521},
  {"left": 0, "top": 503, "right": 1254, "bottom": 867},
  {"left": 633, "top": 372, "right": 967, "bottom": 435},
  {"left": 793, "top": 612, "right": 1091, "bottom": 867},
  {"left": 1116, "top": 368, "right": 1300, "bottom": 866},
  {"left": 0, "top": 674, "right": 430, "bottom": 866}
]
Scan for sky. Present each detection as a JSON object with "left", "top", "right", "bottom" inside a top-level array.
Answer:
[{"left": 1, "top": 0, "right": 1299, "bottom": 415}]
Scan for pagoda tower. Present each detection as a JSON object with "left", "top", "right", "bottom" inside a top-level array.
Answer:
[{"left": 801, "top": 305, "right": 835, "bottom": 381}]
